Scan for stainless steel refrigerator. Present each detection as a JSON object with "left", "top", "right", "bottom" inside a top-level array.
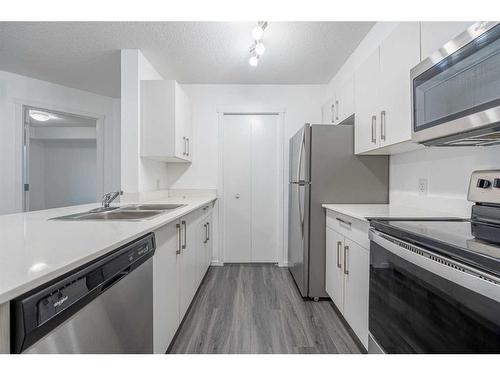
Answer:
[{"left": 288, "top": 123, "right": 389, "bottom": 299}]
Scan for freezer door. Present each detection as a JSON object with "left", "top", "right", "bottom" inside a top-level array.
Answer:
[
  {"left": 288, "top": 181, "right": 310, "bottom": 297},
  {"left": 289, "top": 125, "right": 310, "bottom": 183}
]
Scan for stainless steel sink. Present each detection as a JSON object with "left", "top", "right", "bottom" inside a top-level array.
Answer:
[
  {"left": 50, "top": 203, "right": 186, "bottom": 221},
  {"left": 121, "top": 204, "right": 186, "bottom": 211}
]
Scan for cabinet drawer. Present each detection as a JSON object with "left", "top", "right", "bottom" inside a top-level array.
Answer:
[{"left": 325, "top": 210, "right": 370, "bottom": 249}]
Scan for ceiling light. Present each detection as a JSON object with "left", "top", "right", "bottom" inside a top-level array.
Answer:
[
  {"left": 29, "top": 110, "right": 51, "bottom": 122},
  {"left": 252, "top": 25, "right": 264, "bottom": 41},
  {"left": 249, "top": 55, "right": 259, "bottom": 67},
  {"left": 255, "top": 42, "right": 266, "bottom": 56}
]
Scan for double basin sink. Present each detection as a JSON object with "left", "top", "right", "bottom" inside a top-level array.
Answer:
[{"left": 51, "top": 204, "right": 187, "bottom": 221}]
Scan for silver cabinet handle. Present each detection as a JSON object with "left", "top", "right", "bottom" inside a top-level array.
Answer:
[
  {"left": 331, "top": 103, "right": 335, "bottom": 123},
  {"left": 206, "top": 222, "right": 210, "bottom": 241},
  {"left": 335, "top": 99, "right": 339, "bottom": 121},
  {"left": 344, "top": 245, "right": 349, "bottom": 275},
  {"left": 186, "top": 137, "right": 190, "bottom": 156},
  {"left": 336, "top": 217, "right": 352, "bottom": 227},
  {"left": 182, "top": 220, "right": 187, "bottom": 249},
  {"left": 182, "top": 136, "right": 187, "bottom": 155},
  {"left": 176, "top": 223, "right": 182, "bottom": 255},
  {"left": 371, "top": 115, "right": 377, "bottom": 143},
  {"left": 203, "top": 223, "right": 208, "bottom": 244},
  {"left": 381, "top": 110, "right": 386, "bottom": 141},
  {"left": 336, "top": 241, "right": 342, "bottom": 269}
]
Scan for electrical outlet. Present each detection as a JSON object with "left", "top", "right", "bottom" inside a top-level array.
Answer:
[{"left": 418, "top": 178, "right": 428, "bottom": 195}]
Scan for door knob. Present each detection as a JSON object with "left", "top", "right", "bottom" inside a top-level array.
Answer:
[{"left": 235, "top": 193, "right": 240, "bottom": 199}]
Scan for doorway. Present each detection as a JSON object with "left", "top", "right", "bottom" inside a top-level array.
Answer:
[
  {"left": 221, "top": 113, "right": 281, "bottom": 263},
  {"left": 22, "top": 106, "right": 103, "bottom": 211}
]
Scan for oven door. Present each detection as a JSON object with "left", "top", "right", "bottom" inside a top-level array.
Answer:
[
  {"left": 369, "top": 229, "right": 500, "bottom": 353},
  {"left": 411, "top": 22, "right": 500, "bottom": 146}
]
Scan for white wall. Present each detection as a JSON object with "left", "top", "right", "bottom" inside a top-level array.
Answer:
[
  {"left": 169, "top": 84, "right": 326, "bottom": 264},
  {"left": 390, "top": 146, "right": 500, "bottom": 217},
  {"left": 31, "top": 140, "right": 98, "bottom": 210},
  {"left": 0, "top": 70, "right": 120, "bottom": 215},
  {"left": 120, "top": 49, "right": 169, "bottom": 194}
]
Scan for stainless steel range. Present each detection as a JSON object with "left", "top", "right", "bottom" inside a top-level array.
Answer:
[{"left": 368, "top": 170, "right": 500, "bottom": 353}]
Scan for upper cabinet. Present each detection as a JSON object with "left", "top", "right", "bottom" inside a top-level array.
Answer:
[
  {"left": 378, "top": 22, "right": 421, "bottom": 149},
  {"left": 141, "top": 80, "right": 192, "bottom": 163},
  {"left": 321, "top": 76, "right": 355, "bottom": 125},
  {"left": 351, "top": 22, "right": 475, "bottom": 155},
  {"left": 420, "top": 22, "right": 475, "bottom": 60},
  {"left": 354, "top": 49, "right": 380, "bottom": 153},
  {"left": 355, "top": 22, "right": 421, "bottom": 155}
]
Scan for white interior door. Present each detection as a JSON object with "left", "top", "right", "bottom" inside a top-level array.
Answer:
[{"left": 223, "top": 114, "right": 279, "bottom": 263}]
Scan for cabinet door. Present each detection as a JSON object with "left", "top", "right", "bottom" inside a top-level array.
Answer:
[
  {"left": 379, "top": 22, "right": 420, "bottom": 147},
  {"left": 179, "top": 210, "right": 202, "bottom": 318},
  {"left": 337, "top": 76, "right": 355, "bottom": 123},
  {"left": 175, "top": 83, "right": 192, "bottom": 162},
  {"left": 153, "top": 220, "right": 181, "bottom": 353},
  {"left": 343, "top": 238, "right": 369, "bottom": 349},
  {"left": 321, "top": 96, "right": 336, "bottom": 124},
  {"left": 354, "top": 48, "right": 380, "bottom": 154},
  {"left": 420, "top": 22, "right": 474, "bottom": 61},
  {"left": 325, "top": 227, "right": 345, "bottom": 314},
  {"left": 204, "top": 210, "right": 213, "bottom": 272}
]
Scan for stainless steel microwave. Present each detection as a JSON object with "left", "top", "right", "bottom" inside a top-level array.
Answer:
[{"left": 411, "top": 22, "right": 500, "bottom": 146}]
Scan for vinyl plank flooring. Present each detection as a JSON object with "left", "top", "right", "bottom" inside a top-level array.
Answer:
[{"left": 168, "top": 264, "right": 361, "bottom": 354}]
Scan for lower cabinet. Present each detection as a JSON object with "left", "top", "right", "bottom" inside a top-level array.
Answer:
[
  {"left": 325, "top": 225, "right": 369, "bottom": 349},
  {"left": 153, "top": 202, "right": 214, "bottom": 354}
]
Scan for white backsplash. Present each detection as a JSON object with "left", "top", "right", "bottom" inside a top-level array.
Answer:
[{"left": 390, "top": 145, "right": 500, "bottom": 217}]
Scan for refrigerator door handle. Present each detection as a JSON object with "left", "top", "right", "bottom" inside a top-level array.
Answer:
[
  {"left": 297, "top": 128, "right": 305, "bottom": 183},
  {"left": 298, "top": 184, "right": 304, "bottom": 237}
]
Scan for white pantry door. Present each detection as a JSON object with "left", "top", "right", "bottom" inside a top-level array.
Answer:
[{"left": 223, "top": 114, "right": 279, "bottom": 263}]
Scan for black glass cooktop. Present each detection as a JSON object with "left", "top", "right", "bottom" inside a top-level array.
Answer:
[{"left": 370, "top": 219, "right": 500, "bottom": 278}]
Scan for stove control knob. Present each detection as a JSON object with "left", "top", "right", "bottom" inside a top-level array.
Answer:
[
  {"left": 494, "top": 178, "right": 500, "bottom": 188},
  {"left": 477, "top": 178, "right": 492, "bottom": 189}
]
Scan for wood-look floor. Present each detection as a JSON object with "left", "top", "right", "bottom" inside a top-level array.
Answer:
[{"left": 168, "top": 264, "right": 361, "bottom": 354}]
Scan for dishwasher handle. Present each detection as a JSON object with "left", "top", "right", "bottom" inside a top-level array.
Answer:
[{"left": 100, "top": 268, "right": 131, "bottom": 293}]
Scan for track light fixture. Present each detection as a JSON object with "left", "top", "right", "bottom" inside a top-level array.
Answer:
[{"left": 248, "top": 22, "right": 268, "bottom": 67}]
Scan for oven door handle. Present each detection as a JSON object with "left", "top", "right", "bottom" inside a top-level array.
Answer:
[{"left": 369, "top": 228, "right": 500, "bottom": 302}]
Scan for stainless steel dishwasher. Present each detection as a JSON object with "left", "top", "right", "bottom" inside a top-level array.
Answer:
[{"left": 11, "top": 233, "right": 155, "bottom": 354}]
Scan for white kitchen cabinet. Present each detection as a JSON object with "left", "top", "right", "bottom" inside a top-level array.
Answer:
[
  {"left": 153, "top": 220, "right": 181, "bottom": 354},
  {"left": 336, "top": 76, "right": 355, "bottom": 124},
  {"left": 378, "top": 22, "right": 420, "bottom": 148},
  {"left": 153, "top": 203, "right": 214, "bottom": 353},
  {"left": 141, "top": 80, "right": 192, "bottom": 163},
  {"left": 179, "top": 208, "right": 205, "bottom": 318},
  {"left": 354, "top": 22, "right": 421, "bottom": 155},
  {"left": 322, "top": 77, "right": 354, "bottom": 125},
  {"left": 325, "top": 209, "right": 370, "bottom": 349},
  {"left": 325, "top": 226, "right": 345, "bottom": 314},
  {"left": 343, "top": 237, "right": 369, "bottom": 349},
  {"left": 354, "top": 48, "right": 380, "bottom": 154},
  {"left": 420, "top": 22, "right": 474, "bottom": 61},
  {"left": 321, "top": 96, "right": 336, "bottom": 124}
]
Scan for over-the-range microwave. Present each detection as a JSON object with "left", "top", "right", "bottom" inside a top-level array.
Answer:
[{"left": 411, "top": 21, "right": 500, "bottom": 147}]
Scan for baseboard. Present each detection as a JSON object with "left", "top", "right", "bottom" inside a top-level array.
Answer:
[
  {"left": 210, "top": 261, "right": 224, "bottom": 266},
  {"left": 278, "top": 261, "right": 289, "bottom": 267}
]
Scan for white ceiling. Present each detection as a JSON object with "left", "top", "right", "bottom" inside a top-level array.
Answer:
[{"left": 0, "top": 22, "right": 374, "bottom": 98}]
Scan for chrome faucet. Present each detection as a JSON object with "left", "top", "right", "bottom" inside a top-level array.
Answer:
[{"left": 102, "top": 191, "right": 123, "bottom": 208}]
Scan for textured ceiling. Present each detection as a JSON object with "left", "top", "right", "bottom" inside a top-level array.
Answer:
[{"left": 0, "top": 22, "right": 374, "bottom": 98}]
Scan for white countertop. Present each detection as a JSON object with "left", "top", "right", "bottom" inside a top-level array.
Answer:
[
  {"left": 322, "top": 204, "right": 464, "bottom": 222},
  {"left": 0, "top": 196, "right": 216, "bottom": 304}
]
